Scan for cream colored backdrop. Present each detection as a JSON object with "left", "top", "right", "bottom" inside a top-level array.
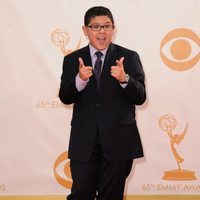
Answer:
[{"left": 0, "top": 0, "right": 200, "bottom": 197}]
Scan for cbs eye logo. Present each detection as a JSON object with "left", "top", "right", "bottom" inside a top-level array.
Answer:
[
  {"left": 160, "top": 28, "right": 200, "bottom": 71},
  {"left": 53, "top": 151, "right": 72, "bottom": 189}
]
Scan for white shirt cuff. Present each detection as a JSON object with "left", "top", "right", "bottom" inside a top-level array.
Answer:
[{"left": 75, "top": 74, "right": 89, "bottom": 91}]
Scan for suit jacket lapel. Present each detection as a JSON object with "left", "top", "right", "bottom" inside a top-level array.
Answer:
[
  {"left": 81, "top": 45, "right": 92, "bottom": 66},
  {"left": 100, "top": 43, "right": 117, "bottom": 89},
  {"left": 81, "top": 45, "right": 97, "bottom": 90}
]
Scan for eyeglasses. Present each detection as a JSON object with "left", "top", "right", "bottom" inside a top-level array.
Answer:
[{"left": 87, "top": 24, "right": 114, "bottom": 32}]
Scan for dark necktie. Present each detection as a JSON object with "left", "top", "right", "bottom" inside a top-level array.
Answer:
[{"left": 94, "top": 51, "right": 103, "bottom": 89}]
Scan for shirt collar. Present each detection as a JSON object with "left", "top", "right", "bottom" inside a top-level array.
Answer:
[{"left": 89, "top": 44, "right": 108, "bottom": 58}]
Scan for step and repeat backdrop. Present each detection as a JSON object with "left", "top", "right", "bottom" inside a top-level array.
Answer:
[{"left": 0, "top": 0, "right": 200, "bottom": 198}]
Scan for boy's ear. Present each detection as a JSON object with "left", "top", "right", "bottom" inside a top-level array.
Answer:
[{"left": 82, "top": 26, "right": 88, "bottom": 36}]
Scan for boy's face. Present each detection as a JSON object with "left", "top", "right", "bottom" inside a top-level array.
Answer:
[{"left": 82, "top": 16, "right": 115, "bottom": 51}]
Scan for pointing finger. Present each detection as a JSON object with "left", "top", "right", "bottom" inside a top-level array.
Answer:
[
  {"left": 116, "top": 57, "right": 124, "bottom": 68},
  {"left": 79, "top": 57, "right": 85, "bottom": 68}
]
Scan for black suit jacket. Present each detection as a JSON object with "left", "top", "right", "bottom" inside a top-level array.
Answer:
[{"left": 59, "top": 43, "right": 146, "bottom": 161}]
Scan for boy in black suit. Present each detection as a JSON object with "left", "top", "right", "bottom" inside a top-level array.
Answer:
[{"left": 59, "top": 6, "right": 146, "bottom": 200}]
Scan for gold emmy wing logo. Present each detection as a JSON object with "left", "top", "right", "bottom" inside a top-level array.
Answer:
[
  {"left": 159, "top": 114, "right": 196, "bottom": 180},
  {"left": 53, "top": 151, "right": 72, "bottom": 189},
  {"left": 51, "top": 28, "right": 81, "bottom": 55},
  {"left": 160, "top": 28, "right": 200, "bottom": 71}
]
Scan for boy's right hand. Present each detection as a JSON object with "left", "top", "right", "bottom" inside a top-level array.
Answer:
[{"left": 78, "top": 57, "right": 93, "bottom": 81}]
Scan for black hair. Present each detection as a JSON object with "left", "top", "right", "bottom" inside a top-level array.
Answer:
[{"left": 84, "top": 6, "right": 114, "bottom": 26}]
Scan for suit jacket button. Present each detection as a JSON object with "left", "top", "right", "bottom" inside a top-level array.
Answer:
[{"left": 96, "top": 104, "right": 100, "bottom": 108}]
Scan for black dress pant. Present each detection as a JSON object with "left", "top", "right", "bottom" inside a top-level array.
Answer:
[{"left": 67, "top": 135, "right": 133, "bottom": 200}]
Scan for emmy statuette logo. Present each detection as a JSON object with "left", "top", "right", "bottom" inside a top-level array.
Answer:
[
  {"left": 159, "top": 114, "right": 196, "bottom": 180},
  {"left": 51, "top": 28, "right": 81, "bottom": 56}
]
